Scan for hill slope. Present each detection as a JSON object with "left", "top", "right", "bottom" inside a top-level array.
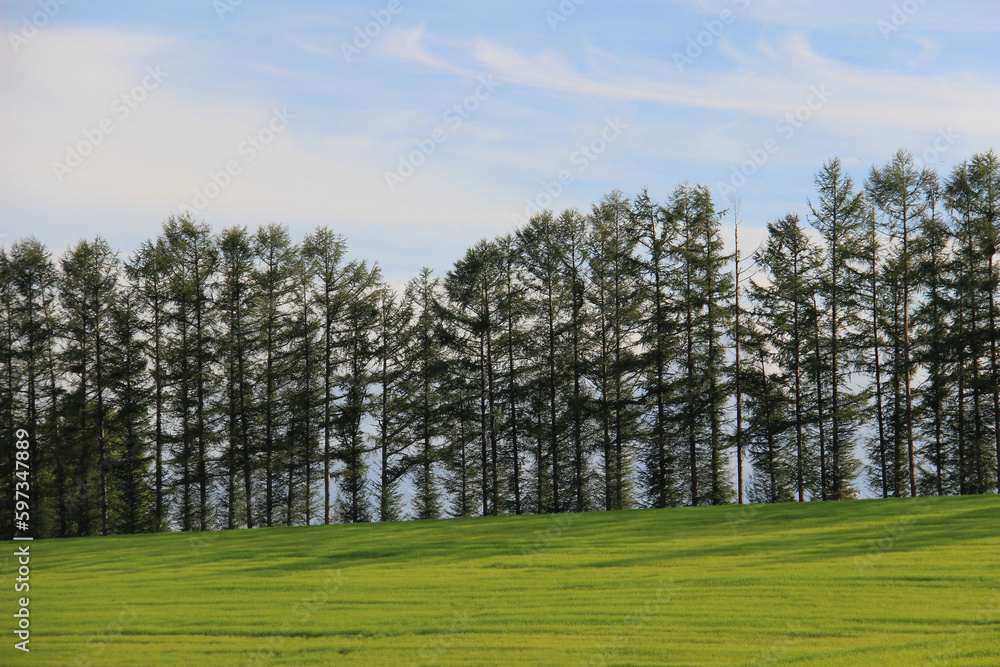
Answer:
[{"left": 14, "top": 495, "right": 1000, "bottom": 666}]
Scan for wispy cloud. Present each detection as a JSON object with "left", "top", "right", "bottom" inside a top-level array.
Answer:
[{"left": 0, "top": 1, "right": 996, "bottom": 276}]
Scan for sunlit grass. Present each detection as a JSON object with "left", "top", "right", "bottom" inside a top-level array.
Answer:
[{"left": 20, "top": 495, "right": 1000, "bottom": 665}]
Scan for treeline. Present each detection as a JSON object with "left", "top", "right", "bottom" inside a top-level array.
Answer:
[{"left": 2, "top": 149, "right": 998, "bottom": 538}]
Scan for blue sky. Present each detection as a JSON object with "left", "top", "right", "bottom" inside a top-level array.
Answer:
[{"left": 1, "top": 0, "right": 998, "bottom": 287}]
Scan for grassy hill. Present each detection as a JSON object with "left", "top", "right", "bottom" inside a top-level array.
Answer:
[{"left": 13, "top": 495, "right": 1000, "bottom": 666}]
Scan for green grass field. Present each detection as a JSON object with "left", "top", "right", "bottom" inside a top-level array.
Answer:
[{"left": 11, "top": 495, "right": 1000, "bottom": 666}]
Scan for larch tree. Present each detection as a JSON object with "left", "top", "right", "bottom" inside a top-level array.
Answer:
[
  {"left": 517, "top": 212, "right": 569, "bottom": 513},
  {"left": 373, "top": 284, "right": 414, "bottom": 522},
  {"left": 495, "top": 235, "right": 530, "bottom": 515},
  {"left": 164, "top": 217, "right": 218, "bottom": 531},
  {"left": 586, "top": 192, "right": 643, "bottom": 510},
  {"left": 667, "top": 184, "right": 733, "bottom": 506},
  {"left": 867, "top": 149, "right": 936, "bottom": 496},
  {"left": 60, "top": 238, "right": 120, "bottom": 535},
  {"left": 7, "top": 149, "right": 1000, "bottom": 539},
  {"left": 860, "top": 206, "right": 891, "bottom": 498},
  {"left": 912, "top": 177, "right": 957, "bottom": 496},
  {"left": 633, "top": 190, "right": 680, "bottom": 508},
  {"left": 254, "top": 224, "right": 296, "bottom": 527},
  {"left": 402, "top": 269, "right": 445, "bottom": 521},
  {"left": 967, "top": 151, "right": 1000, "bottom": 493},
  {"left": 106, "top": 284, "right": 155, "bottom": 534},
  {"left": 333, "top": 261, "right": 381, "bottom": 523},
  {"left": 283, "top": 251, "right": 321, "bottom": 526},
  {"left": 742, "top": 320, "right": 797, "bottom": 504},
  {"left": 216, "top": 227, "right": 259, "bottom": 529},
  {"left": 946, "top": 162, "right": 992, "bottom": 494},
  {"left": 445, "top": 240, "right": 506, "bottom": 516},
  {"left": 809, "top": 159, "right": 865, "bottom": 500},
  {"left": 301, "top": 227, "right": 350, "bottom": 525},
  {"left": 750, "top": 214, "right": 823, "bottom": 502},
  {"left": 127, "top": 239, "right": 173, "bottom": 531}
]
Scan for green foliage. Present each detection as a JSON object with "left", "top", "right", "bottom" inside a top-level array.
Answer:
[
  {"left": 4, "top": 149, "right": 1000, "bottom": 540},
  {"left": 750, "top": 214, "right": 823, "bottom": 502},
  {"left": 809, "top": 158, "right": 867, "bottom": 500},
  {"left": 399, "top": 269, "right": 444, "bottom": 521},
  {"left": 665, "top": 184, "right": 734, "bottom": 506},
  {"left": 587, "top": 191, "right": 643, "bottom": 511}
]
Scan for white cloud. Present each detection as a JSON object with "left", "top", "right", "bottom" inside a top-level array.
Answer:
[
  {"left": 2, "top": 8, "right": 997, "bottom": 280},
  {"left": 457, "top": 33, "right": 1000, "bottom": 152},
  {"left": 0, "top": 26, "right": 517, "bottom": 264}
]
